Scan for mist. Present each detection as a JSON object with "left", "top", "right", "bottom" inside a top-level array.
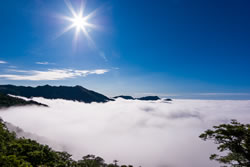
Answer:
[{"left": 1, "top": 98, "right": 250, "bottom": 167}]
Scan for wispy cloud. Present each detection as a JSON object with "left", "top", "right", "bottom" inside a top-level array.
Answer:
[
  {"left": 0, "top": 69, "right": 108, "bottom": 81},
  {"left": 6, "top": 69, "right": 29, "bottom": 73},
  {"left": 0, "top": 60, "right": 7, "bottom": 64},
  {"left": 36, "top": 62, "right": 50, "bottom": 65}
]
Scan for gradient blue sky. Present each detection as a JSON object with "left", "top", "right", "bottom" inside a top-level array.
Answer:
[{"left": 0, "top": 0, "right": 250, "bottom": 99}]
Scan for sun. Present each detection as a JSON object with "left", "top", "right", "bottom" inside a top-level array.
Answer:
[
  {"left": 58, "top": 0, "right": 99, "bottom": 45},
  {"left": 72, "top": 16, "right": 87, "bottom": 29}
]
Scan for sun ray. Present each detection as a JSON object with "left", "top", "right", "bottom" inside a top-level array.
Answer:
[
  {"left": 73, "top": 27, "right": 81, "bottom": 50},
  {"left": 84, "top": 7, "right": 100, "bottom": 21},
  {"left": 55, "top": 24, "right": 75, "bottom": 39},
  {"left": 61, "top": 16, "right": 75, "bottom": 22},
  {"left": 64, "top": 0, "right": 78, "bottom": 17},
  {"left": 80, "top": 27, "right": 95, "bottom": 47},
  {"left": 58, "top": 0, "right": 99, "bottom": 46},
  {"left": 83, "top": 22, "right": 98, "bottom": 29},
  {"left": 78, "top": 0, "right": 86, "bottom": 18},
  {"left": 74, "top": 27, "right": 80, "bottom": 42}
]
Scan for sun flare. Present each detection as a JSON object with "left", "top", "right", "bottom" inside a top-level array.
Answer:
[{"left": 59, "top": 0, "right": 99, "bottom": 45}]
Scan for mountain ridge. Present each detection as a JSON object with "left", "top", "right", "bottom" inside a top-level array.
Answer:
[
  {"left": 0, "top": 85, "right": 111, "bottom": 103},
  {"left": 0, "top": 85, "right": 172, "bottom": 103},
  {"left": 0, "top": 93, "right": 47, "bottom": 108},
  {"left": 113, "top": 95, "right": 172, "bottom": 101}
]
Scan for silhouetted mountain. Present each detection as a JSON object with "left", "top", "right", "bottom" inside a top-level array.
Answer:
[
  {"left": 164, "top": 98, "right": 172, "bottom": 101},
  {"left": 0, "top": 93, "right": 47, "bottom": 108},
  {"left": 0, "top": 85, "right": 111, "bottom": 103},
  {"left": 137, "top": 96, "right": 161, "bottom": 101},
  {"left": 113, "top": 95, "right": 168, "bottom": 101},
  {"left": 113, "top": 95, "right": 135, "bottom": 100}
]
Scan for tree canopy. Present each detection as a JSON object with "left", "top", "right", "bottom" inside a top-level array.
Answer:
[{"left": 200, "top": 120, "right": 250, "bottom": 167}]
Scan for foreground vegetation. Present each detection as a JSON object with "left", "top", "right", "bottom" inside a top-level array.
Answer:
[
  {"left": 200, "top": 120, "right": 250, "bottom": 167},
  {"left": 0, "top": 119, "right": 133, "bottom": 167}
]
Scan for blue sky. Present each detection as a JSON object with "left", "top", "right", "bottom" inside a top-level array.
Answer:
[{"left": 0, "top": 0, "right": 250, "bottom": 99}]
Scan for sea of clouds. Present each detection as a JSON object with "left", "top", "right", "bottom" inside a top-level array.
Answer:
[{"left": 0, "top": 98, "right": 250, "bottom": 167}]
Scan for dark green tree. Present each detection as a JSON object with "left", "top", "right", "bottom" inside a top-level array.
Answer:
[
  {"left": 200, "top": 120, "right": 250, "bottom": 167},
  {"left": 0, "top": 118, "right": 135, "bottom": 167},
  {"left": 77, "top": 154, "right": 106, "bottom": 167}
]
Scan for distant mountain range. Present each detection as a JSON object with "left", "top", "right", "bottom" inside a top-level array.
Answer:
[
  {"left": 113, "top": 95, "right": 135, "bottom": 100},
  {"left": 113, "top": 95, "right": 172, "bottom": 101},
  {"left": 137, "top": 96, "right": 161, "bottom": 101},
  {"left": 0, "top": 85, "right": 172, "bottom": 103},
  {"left": 113, "top": 95, "right": 161, "bottom": 101}
]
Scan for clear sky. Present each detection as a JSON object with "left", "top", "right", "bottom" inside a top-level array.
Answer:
[{"left": 0, "top": 0, "right": 250, "bottom": 99}]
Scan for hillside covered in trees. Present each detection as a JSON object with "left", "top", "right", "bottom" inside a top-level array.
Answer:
[
  {"left": 0, "top": 119, "right": 133, "bottom": 167},
  {"left": 0, "top": 93, "right": 47, "bottom": 108}
]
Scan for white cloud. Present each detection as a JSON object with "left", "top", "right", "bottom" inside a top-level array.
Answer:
[
  {"left": 0, "top": 69, "right": 108, "bottom": 81},
  {"left": 0, "top": 60, "right": 7, "bottom": 64},
  {"left": 7, "top": 69, "right": 29, "bottom": 73},
  {"left": 1, "top": 98, "right": 250, "bottom": 167},
  {"left": 36, "top": 62, "right": 50, "bottom": 65}
]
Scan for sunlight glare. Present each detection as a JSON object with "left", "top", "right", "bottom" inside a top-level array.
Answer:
[
  {"left": 73, "top": 16, "right": 87, "bottom": 29},
  {"left": 58, "top": 0, "right": 99, "bottom": 46}
]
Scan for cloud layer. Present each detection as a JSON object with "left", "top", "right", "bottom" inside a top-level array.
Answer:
[
  {"left": 0, "top": 69, "right": 108, "bottom": 81},
  {"left": 1, "top": 98, "right": 250, "bottom": 167}
]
